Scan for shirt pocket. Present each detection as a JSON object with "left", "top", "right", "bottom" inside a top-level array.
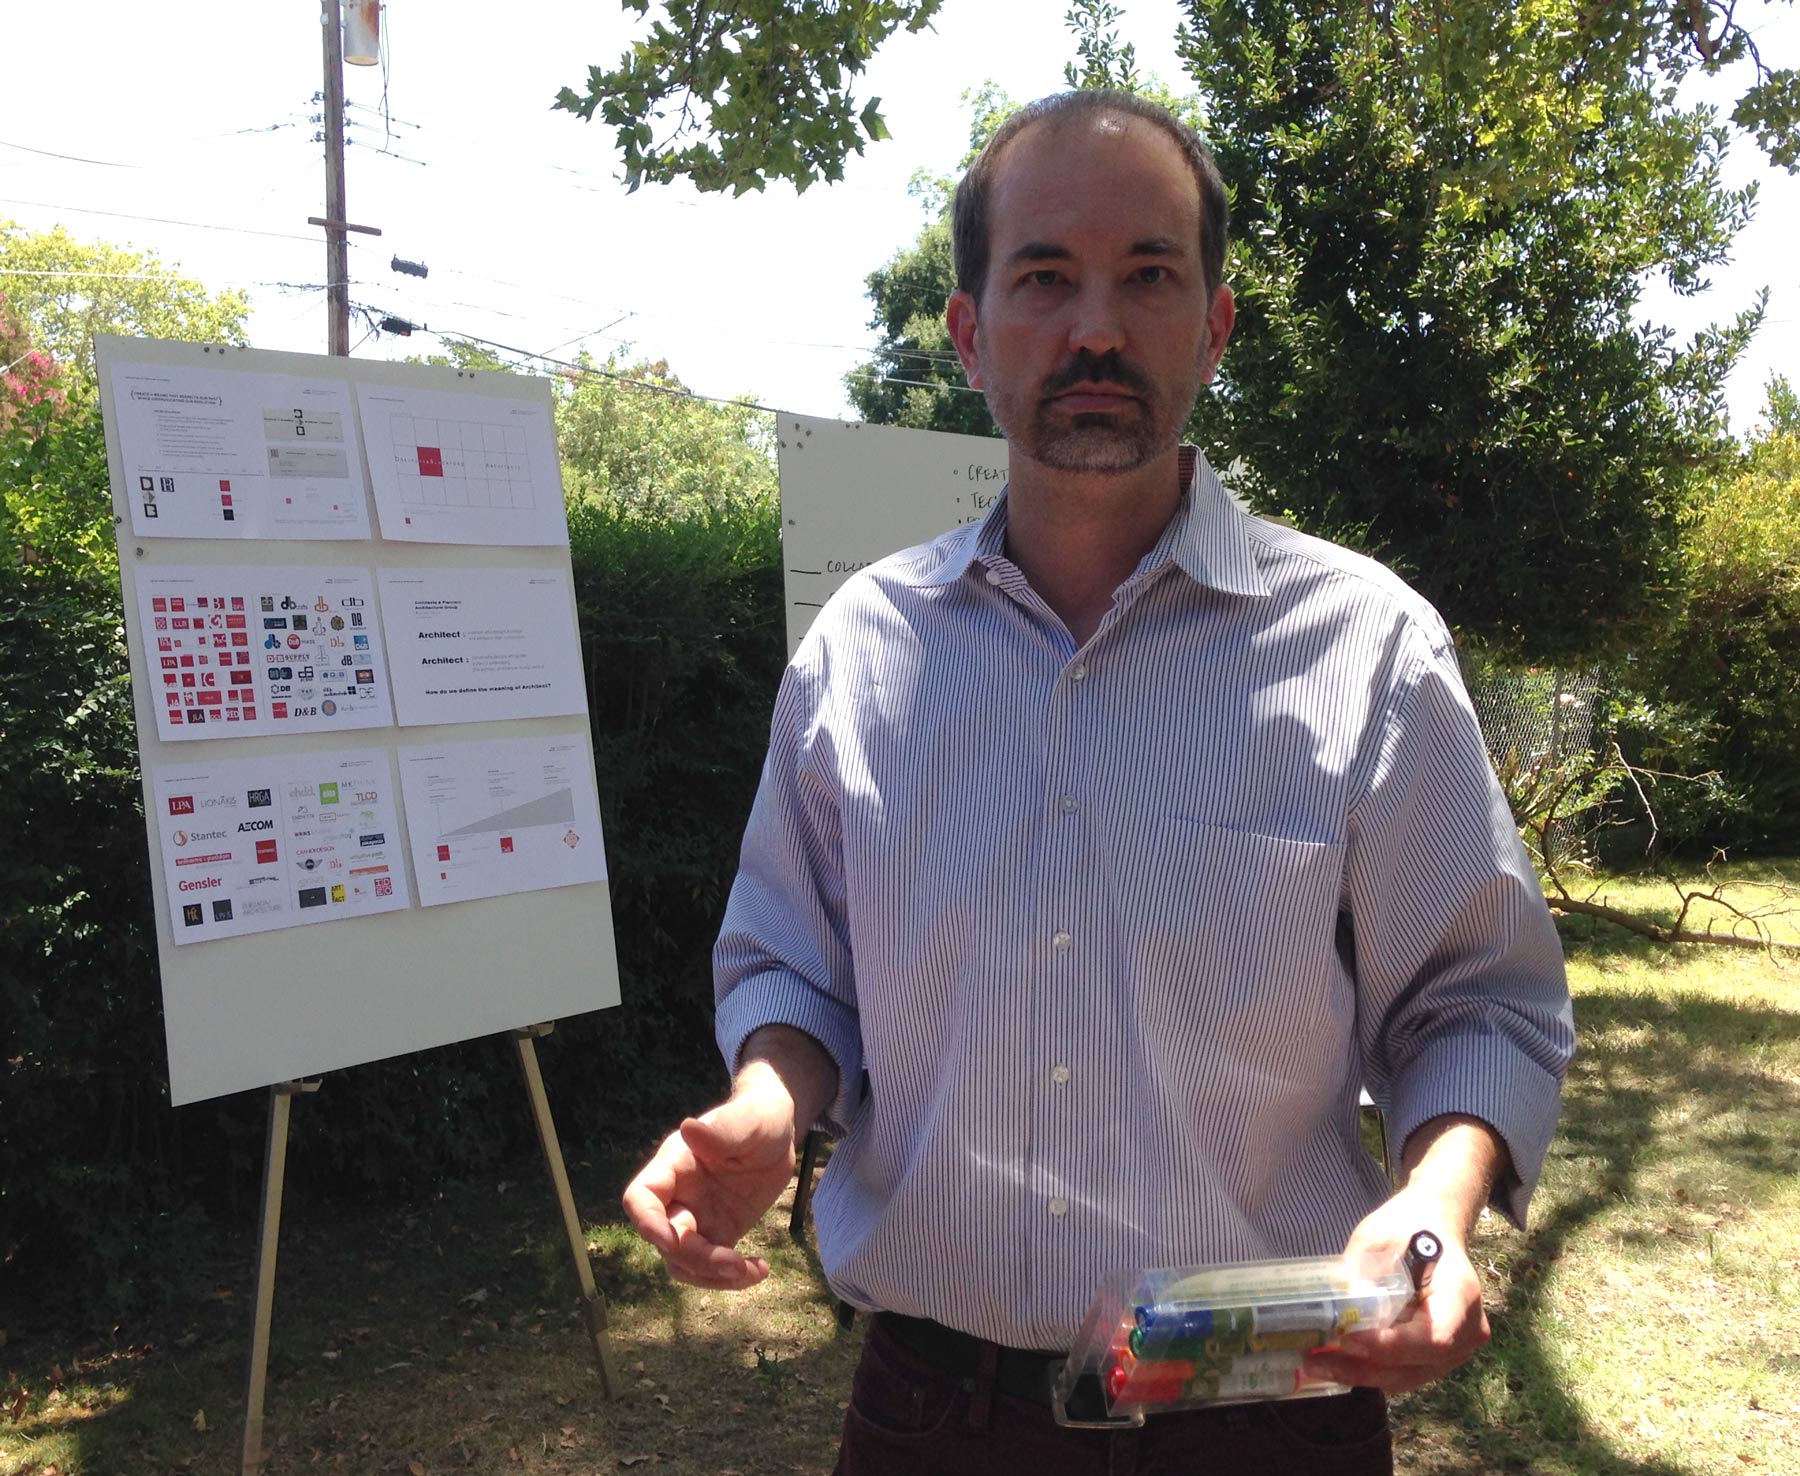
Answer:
[{"left": 1127, "top": 819, "right": 1347, "bottom": 1033}]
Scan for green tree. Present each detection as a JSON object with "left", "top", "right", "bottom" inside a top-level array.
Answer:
[
  {"left": 1622, "top": 378, "right": 1800, "bottom": 849},
  {"left": 556, "top": 354, "right": 776, "bottom": 516},
  {"left": 554, "top": 0, "right": 945, "bottom": 195},
  {"left": 0, "top": 220, "right": 250, "bottom": 385},
  {"left": 1179, "top": 0, "right": 1760, "bottom": 662},
  {"left": 844, "top": 82, "right": 1011, "bottom": 435},
  {"left": 557, "top": 1, "right": 1798, "bottom": 192}
]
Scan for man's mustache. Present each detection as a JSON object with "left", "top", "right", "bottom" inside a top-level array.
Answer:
[{"left": 1041, "top": 349, "right": 1152, "bottom": 396}]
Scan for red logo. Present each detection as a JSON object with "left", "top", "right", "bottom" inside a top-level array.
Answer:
[
  {"left": 256, "top": 839, "right": 278, "bottom": 864},
  {"left": 168, "top": 796, "right": 195, "bottom": 815},
  {"left": 287, "top": 634, "right": 302, "bottom": 650},
  {"left": 437, "top": 844, "right": 450, "bottom": 861},
  {"left": 500, "top": 836, "right": 514, "bottom": 854},
  {"left": 170, "top": 598, "right": 185, "bottom": 613},
  {"left": 243, "top": 706, "right": 257, "bottom": 720},
  {"left": 152, "top": 598, "right": 168, "bottom": 612},
  {"left": 271, "top": 702, "right": 288, "bottom": 719}
]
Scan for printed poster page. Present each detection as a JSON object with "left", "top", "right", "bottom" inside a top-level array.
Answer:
[
  {"left": 398, "top": 735, "right": 607, "bottom": 908},
  {"left": 377, "top": 567, "right": 588, "bottom": 726},
  {"left": 357, "top": 383, "right": 569, "bottom": 546},
  {"left": 107, "top": 358, "right": 371, "bottom": 540},
  {"left": 136, "top": 566, "right": 393, "bottom": 741},
  {"left": 153, "top": 749, "right": 411, "bottom": 945}
]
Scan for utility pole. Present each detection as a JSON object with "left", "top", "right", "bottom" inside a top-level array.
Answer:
[
  {"left": 309, "top": 0, "right": 380, "bottom": 356},
  {"left": 321, "top": 0, "right": 349, "bottom": 355}
]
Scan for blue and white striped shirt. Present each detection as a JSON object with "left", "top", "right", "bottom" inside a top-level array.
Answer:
[{"left": 715, "top": 450, "right": 1573, "bottom": 1350}]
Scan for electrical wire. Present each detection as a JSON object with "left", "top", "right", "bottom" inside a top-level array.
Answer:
[
  {"left": 0, "top": 124, "right": 304, "bottom": 173},
  {"left": 0, "top": 267, "right": 331, "bottom": 290},
  {"left": 410, "top": 324, "right": 984, "bottom": 411},
  {"left": 0, "top": 198, "right": 320, "bottom": 244}
]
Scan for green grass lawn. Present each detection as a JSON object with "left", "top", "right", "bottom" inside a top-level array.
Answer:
[
  {"left": 1402, "top": 858, "right": 1800, "bottom": 1475},
  {"left": 2, "top": 861, "right": 1796, "bottom": 1476}
]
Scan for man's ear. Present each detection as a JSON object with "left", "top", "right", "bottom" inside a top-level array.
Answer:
[
  {"left": 1201, "top": 283, "right": 1236, "bottom": 385},
  {"left": 946, "top": 289, "right": 983, "bottom": 391}
]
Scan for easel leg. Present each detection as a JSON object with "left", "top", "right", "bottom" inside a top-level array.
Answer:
[
  {"left": 240, "top": 1079, "right": 319, "bottom": 1476},
  {"left": 511, "top": 1023, "right": 619, "bottom": 1398}
]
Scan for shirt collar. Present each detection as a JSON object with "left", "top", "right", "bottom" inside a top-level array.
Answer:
[{"left": 914, "top": 444, "right": 1270, "bottom": 598}]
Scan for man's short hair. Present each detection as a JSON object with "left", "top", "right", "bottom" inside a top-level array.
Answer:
[{"left": 951, "top": 90, "right": 1229, "bottom": 303}]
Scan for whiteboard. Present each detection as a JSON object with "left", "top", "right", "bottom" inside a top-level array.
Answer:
[
  {"left": 98, "top": 336, "right": 620, "bottom": 1105},
  {"left": 776, "top": 414, "right": 1007, "bottom": 654}
]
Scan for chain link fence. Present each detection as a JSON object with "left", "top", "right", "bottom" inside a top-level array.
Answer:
[{"left": 1462, "top": 663, "right": 1606, "bottom": 770}]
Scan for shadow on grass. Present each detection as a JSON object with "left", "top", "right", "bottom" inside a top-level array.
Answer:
[
  {"left": 3, "top": 1156, "right": 865, "bottom": 1476},
  {"left": 1400, "top": 987, "right": 1800, "bottom": 1476}
]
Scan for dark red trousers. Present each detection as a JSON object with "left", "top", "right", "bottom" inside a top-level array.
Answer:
[{"left": 834, "top": 1314, "right": 1393, "bottom": 1476}]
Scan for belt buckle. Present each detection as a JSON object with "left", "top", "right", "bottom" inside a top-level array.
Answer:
[{"left": 1050, "top": 1362, "right": 1147, "bottom": 1430}]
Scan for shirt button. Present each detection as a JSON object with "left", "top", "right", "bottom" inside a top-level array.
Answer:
[
  {"left": 1068, "top": 661, "right": 1088, "bottom": 682},
  {"left": 1051, "top": 930, "right": 1072, "bottom": 953},
  {"left": 1049, "top": 1198, "right": 1069, "bottom": 1218},
  {"left": 984, "top": 567, "right": 1005, "bottom": 585},
  {"left": 1058, "top": 794, "right": 1079, "bottom": 814},
  {"left": 1051, "top": 1064, "right": 1071, "bottom": 1086}
]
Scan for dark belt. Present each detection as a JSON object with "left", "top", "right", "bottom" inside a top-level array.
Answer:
[{"left": 874, "top": 1312, "right": 1114, "bottom": 1418}]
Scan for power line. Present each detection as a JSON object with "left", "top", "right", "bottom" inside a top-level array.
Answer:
[
  {"left": 0, "top": 267, "right": 332, "bottom": 290},
  {"left": 0, "top": 123, "right": 304, "bottom": 171},
  {"left": 412, "top": 324, "right": 984, "bottom": 411},
  {"left": 0, "top": 198, "right": 320, "bottom": 244}
]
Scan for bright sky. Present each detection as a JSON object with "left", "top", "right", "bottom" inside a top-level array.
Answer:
[{"left": 2, "top": 1, "right": 1793, "bottom": 430}]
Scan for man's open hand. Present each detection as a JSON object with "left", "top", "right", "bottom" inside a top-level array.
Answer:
[
  {"left": 622, "top": 1028, "right": 838, "bottom": 1292},
  {"left": 622, "top": 1084, "right": 798, "bottom": 1290}
]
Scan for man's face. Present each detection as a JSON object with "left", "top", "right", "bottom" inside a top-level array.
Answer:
[{"left": 946, "top": 114, "right": 1233, "bottom": 474}]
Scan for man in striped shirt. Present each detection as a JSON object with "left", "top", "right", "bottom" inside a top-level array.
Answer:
[{"left": 625, "top": 90, "right": 1574, "bottom": 1474}]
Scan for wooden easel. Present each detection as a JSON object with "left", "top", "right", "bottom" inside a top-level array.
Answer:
[{"left": 237, "top": 1022, "right": 618, "bottom": 1475}]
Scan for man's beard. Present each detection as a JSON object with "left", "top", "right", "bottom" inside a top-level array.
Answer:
[{"left": 984, "top": 347, "right": 1197, "bottom": 474}]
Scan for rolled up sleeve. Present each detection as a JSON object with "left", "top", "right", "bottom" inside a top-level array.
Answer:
[
  {"left": 713, "top": 654, "right": 865, "bottom": 1131},
  {"left": 1346, "top": 621, "right": 1575, "bottom": 1226}
]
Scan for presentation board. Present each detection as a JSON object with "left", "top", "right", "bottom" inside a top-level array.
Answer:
[
  {"left": 99, "top": 337, "right": 621, "bottom": 1106},
  {"left": 775, "top": 413, "right": 1008, "bottom": 654}
]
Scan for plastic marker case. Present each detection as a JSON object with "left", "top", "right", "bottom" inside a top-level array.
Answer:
[{"left": 1050, "top": 1231, "right": 1441, "bottom": 1428}]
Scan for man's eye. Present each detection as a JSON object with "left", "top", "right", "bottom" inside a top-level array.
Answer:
[
  {"left": 1027, "top": 269, "right": 1063, "bottom": 287},
  {"left": 1135, "top": 265, "right": 1168, "bottom": 284}
]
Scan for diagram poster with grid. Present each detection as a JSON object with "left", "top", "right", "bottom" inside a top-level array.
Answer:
[
  {"left": 97, "top": 335, "right": 619, "bottom": 1106},
  {"left": 357, "top": 382, "right": 570, "bottom": 546}
]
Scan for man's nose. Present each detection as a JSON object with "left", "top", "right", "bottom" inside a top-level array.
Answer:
[{"left": 1065, "top": 282, "right": 1128, "bottom": 359}]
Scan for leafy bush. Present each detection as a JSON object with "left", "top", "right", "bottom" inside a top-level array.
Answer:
[{"left": 1618, "top": 397, "right": 1800, "bottom": 853}]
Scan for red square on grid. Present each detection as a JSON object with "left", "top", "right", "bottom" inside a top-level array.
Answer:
[{"left": 219, "top": 480, "right": 230, "bottom": 492}]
